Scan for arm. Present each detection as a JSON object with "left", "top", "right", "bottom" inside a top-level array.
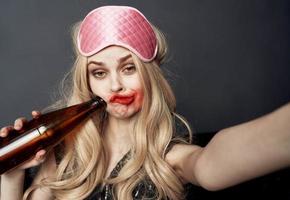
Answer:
[
  {"left": 1, "top": 170, "right": 25, "bottom": 200},
  {"left": 0, "top": 149, "right": 56, "bottom": 200},
  {"left": 196, "top": 102, "right": 290, "bottom": 190},
  {"left": 167, "top": 102, "right": 290, "bottom": 190},
  {"left": 0, "top": 112, "right": 55, "bottom": 200},
  {"left": 25, "top": 150, "right": 56, "bottom": 200}
]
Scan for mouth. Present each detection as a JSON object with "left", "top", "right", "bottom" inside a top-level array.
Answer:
[{"left": 109, "top": 94, "right": 135, "bottom": 105}]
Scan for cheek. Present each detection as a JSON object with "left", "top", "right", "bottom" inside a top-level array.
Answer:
[
  {"left": 133, "top": 88, "right": 144, "bottom": 110},
  {"left": 89, "top": 79, "right": 108, "bottom": 100}
]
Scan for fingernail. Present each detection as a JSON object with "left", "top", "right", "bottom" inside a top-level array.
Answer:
[
  {"left": 1, "top": 127, "right": 7, "bottom": 133},
  {"left": 0, "top": 130, "right": 7, "bottom": 137},
  {"left": 15, "top": 125, "right": 21, "bottom": 130}
]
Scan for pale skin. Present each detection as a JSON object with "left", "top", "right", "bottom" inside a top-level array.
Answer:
[{"left": 1, "top": 46, "right": 290, "bottom": 199}]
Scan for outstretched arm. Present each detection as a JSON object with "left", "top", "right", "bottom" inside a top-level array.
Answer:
[{"left": 167, "top": 102, "right": 290, "bottom": 190}]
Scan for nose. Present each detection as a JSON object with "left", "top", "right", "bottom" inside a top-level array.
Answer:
[{"left": 110, "top": 74, "right": 123, "bottom": 92}]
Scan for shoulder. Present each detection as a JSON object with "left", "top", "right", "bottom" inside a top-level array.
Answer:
[{"left": 165, "top": 143, "right": 203, "bottom": 185}]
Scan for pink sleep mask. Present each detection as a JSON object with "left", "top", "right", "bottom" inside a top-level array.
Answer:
[{"left": 77, "top": 6, "right": 158, "bottom": 62}]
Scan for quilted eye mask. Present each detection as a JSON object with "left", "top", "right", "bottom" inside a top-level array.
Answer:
[{"left": 77, "top": 6, "right": 158, "bottom": 62}]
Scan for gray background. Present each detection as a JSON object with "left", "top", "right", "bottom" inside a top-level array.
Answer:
[{"left": 0, "top": 0, "right": 289, "bottom": 133}]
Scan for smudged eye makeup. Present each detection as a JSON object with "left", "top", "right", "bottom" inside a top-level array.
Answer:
[
  {"left": 92, "top": 70, "right": 107, "bottom": 78},
  {"left": 89, "top": 63, "right": 136, "bottom": 79},
  {"left": 122, "top": 64, "right": 136, "bottom": 74}
]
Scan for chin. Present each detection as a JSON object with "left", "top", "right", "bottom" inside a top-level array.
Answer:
[
  {"left": 107, "top": 107, "right": 139, "bottom": 120},
  {"left": 109, "top": 113, "right": 138, "bottom": 120}
]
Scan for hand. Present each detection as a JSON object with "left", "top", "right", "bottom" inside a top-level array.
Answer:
[{"left": 0, "top": 110, "right": 47, "bottom": 172}]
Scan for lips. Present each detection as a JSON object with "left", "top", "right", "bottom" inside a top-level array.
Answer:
[{"left": 109, "top": 94, "right": 135, "bottom": 105}]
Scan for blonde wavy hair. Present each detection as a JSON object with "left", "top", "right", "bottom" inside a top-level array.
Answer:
[{"left": 24, "top": 22, "right": 193, "bottom": 200}]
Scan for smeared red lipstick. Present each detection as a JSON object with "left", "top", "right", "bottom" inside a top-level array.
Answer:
[{"left": 109, "top": 94, "right": 135, "bottom": 105}]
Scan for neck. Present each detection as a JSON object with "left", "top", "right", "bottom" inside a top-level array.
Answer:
[{"left": 104, "top": 114, "right": 137, "bottom": 154}]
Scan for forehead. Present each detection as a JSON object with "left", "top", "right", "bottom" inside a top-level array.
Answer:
[{"left": 87, "top": 46, "right": 133, "bottom": 63}]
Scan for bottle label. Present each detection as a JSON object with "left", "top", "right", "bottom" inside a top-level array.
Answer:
[{"left": 0, "top": 126, "right": 47, "bottom": 157}]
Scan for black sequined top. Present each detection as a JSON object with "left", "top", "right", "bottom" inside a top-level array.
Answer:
[
  {"left": 86, "top": 151, "right": 158, "bottom": 200},
  {"left": 72, "top": 116, "right": 192, "bottom": 199}
]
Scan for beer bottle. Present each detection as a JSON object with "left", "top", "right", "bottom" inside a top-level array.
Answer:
[{"left": 0, "top": 96, "right": 106, "bottom": 174}]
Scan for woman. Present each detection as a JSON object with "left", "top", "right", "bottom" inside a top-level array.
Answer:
[{"left": 1, "top": 5, "right": 290, "bottom": 200}]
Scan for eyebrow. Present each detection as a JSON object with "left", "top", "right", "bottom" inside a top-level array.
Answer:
[{"left": 87, "top": 54, "right": 132, "bottom": 67}]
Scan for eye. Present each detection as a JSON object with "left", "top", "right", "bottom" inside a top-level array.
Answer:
[
  {"left": 92, "top": 70, "right": 106, "bottom": 78},
  {"left": 123, "top": 64, "right": 136, "bottom": 74}
]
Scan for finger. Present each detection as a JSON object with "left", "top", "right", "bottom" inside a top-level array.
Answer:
[
  {"left": 34, "top": 149, "right": 46, "bottom": 162},
  {"left": 32, "top": 110, "right": 41, "bottom": 119},
  {"left": 32, "top": 150, "right": 47, "bottom": 165},
  {"left": 0, "top": 126, "right": 14, "bottom": 137},
  {"left": 14, "top": 118, "right": 27, "bottom": 130},
  {"left": 19, "top": 150, "right": 47, "bottom": 169},
  {"left": 36, "top": 149, "right": 46, "bottom": 158}
]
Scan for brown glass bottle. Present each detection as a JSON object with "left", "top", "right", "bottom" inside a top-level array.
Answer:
[{"left": 0, "top": 96, "right": 106, "bottom": 175}]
